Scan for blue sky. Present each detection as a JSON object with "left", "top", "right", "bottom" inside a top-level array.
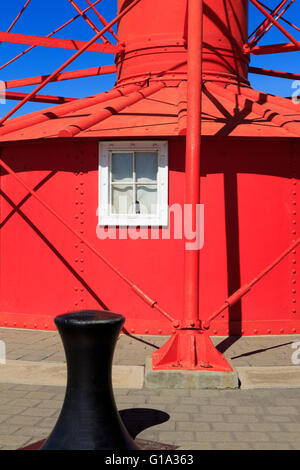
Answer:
[{"left": 0, "top": 0, "right": 299, "bottom": 119}]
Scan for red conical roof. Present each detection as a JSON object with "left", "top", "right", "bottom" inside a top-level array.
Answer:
[{"left": 0, "top": 80, "right": 299, "bottom": 143}]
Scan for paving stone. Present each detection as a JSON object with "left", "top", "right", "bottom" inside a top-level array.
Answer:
[
  {"left": 1, "top": 330, "right": 300, "bottom": 450},
  {"left": 25, "top": 391, "right": 58, "bottom": 400},
  {"left": 37, "top": 417, "right": 59, "bottom": 428},
  {"left": 234, "top": 432, "right": 270, "bottom": 442},
  {"left": 248, "top": 423, "right": 282, "bottom": 432},
  {"left": 8, "top": 399, "right": 41, "bottom": 407},
  {"left": 149, "top": 421, "right": 176, "bottom": 431},
  {"left": 178, "top": 442, "right": 213, "bottom": 450},
  {"left": 21, "top": 407, "right": 58, "bottom": 418},
  {"left": 212, "top": 422, "right": 248, "bottom": 432},
  {"left": 0, "top": 406, "right": 28, "bottom": 415},
  {"left": 269, "top": 432, "right": 300, "bottom": 442},
  {"left": 234, "top": 406, "right": 264, "bottom": 414},
  {"left": 14, "top": 426, "right": 51, "bottom": 438},
  {"left": 193, "top": 413, "right": 226, "bottom": 422},
  {"left": 215, "top": 442, "right": 251, "bottom": 450},
  {"left": 282, "top": 423, "right": 300, "bottom": 431},
  {"left": 147, "top": 395, "right": 180, "bottom": 404},
  {"left": 9, "top": 384, "right": 42, "bottom": 392},
  {"left": 0, "top": 391, "right": 30, "bottom": 399},
  {"left": 0, "top": 425, "right": 22, "bottom": 434},
  {"left": 226, "top": 415, "right": 259, "bottom": 423},
  {"left": 0, "top": 384, "right": 16, "bottom": 391},
  {"left": 158, "top": 431, "right": 195, "bottom": 443},
  {"left": 176, "top": 422, "right": 211, "bottom": 432},
  {"left": 195, "top": 431, "right": 234, "bottom": 442},
  {"left": 0, "top": 415, "right": 10, "bottom": 424},
  {"left": 160, "top": 389, "right": 190, "bottom": 397},
  {"left": 266, "top": 407, "right": 298, "bottom": 415},
  {"left": 198, "top": 405, "right": 232, "bottom": 415},
  {"left": 0, "top": 435, "right": 32, "bottom": 447},
  {"left": 6, "top": 415, "right": 42, "bottom": 426},
  {"left": 252, "top": 442, "right": 293, "bottom": 450},
  {"left": 35, "top": 399, "right": 64, "bottom": 409},
  {"left": 264, "top": 415, "right": 292, "bottom": 423},
  {"left": 168, "top": 404, "right": 200, "bottom": 413}
]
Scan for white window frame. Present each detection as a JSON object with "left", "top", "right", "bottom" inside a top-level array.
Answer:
[{"left": 98, "top": 141, "right": 168, "bottom": 226}]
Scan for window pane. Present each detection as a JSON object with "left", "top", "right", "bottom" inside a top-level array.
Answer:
[
  {"left": 136, "top": 152, "right": 158, "bottom": 183},
  {"left": 111, "top": 153, "right": 133, "bottom": 182},
  {"left": 136, "top": 185, "right": 157, "bottom": 215},
  {"left": 111, "top": 185, "right": 133, "bottom": 214}
]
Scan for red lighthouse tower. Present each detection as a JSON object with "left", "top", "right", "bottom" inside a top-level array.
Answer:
[{"left": 0, "top": 1, "right": 300, "bottom": 371}]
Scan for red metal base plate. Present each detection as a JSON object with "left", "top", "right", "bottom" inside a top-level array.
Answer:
[{"left": 152, "top": 329, "right": 233, "bottom": 371}]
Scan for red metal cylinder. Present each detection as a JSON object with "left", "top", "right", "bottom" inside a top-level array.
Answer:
[{"left": 116, "top": 0, "right": 249, "bottom": 85}]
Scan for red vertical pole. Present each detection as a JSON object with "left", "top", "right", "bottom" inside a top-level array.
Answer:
[
  {"left": 183, "top": 0, "right": 204, "bottom": 329},
  {"left": 152, "top": 0, "right": 232, "bottom": 370}
]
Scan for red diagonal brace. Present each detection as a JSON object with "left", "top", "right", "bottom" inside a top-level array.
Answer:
[
  {"left": 249, "top": 41, "right": 300, "bottom": 55},
  {"left": 4, "top": 65, "right": 117, "bottom": 89},
  {"left": 248, "top": 0, "right": 293, "bottom": 47},
  {"left": 0, "top": 0, "right": 104, "bottom": 71},
  {"left": 203, "top": 236, "right": 300, "bottom": 329},
  {"left": 249, "top": 0, "right": 299, "bottom": 48},
  {"left": 85, "top": 0, "right": 119, "bottom": 42},
  {"left": 3, "top": 0, "right": 32, "bottom": 35},
  {"left": 0, "top": 84, "right": 140, "bottom": 137},
  {"left": 4, "top": 91, "right": 76, "bottom": 104},
  {"left": 0, "top": 32, "right": 117, "bottom": 53},
  {"left": 0, "top": 155, "right": 174, "bottom": 324},
  {"left": 0, "top": 0, "right": 140, "bottom": 125}
]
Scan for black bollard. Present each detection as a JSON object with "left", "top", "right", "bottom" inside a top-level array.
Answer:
[{"left": 41, "top": 310, "right": 139, "bottom": 450}]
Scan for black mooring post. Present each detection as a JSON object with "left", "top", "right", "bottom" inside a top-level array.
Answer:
[{"left": 41, "top": 310, "right": 139, "bottom": 450}]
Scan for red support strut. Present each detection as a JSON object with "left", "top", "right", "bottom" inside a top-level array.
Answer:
[{"left": 152, "top": 0, "right": 232, "bottom": 372}]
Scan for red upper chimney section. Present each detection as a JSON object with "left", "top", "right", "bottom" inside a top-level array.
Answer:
[{"left": 116, "top": 0, "right": 249, "bottom": 86}]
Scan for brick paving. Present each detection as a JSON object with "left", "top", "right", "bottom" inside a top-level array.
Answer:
[
  {"left": 1, "top": 327, "right": 299, "bottom": 367},
  {"left": 0, "top": 384, "right": 299, "bottom": 450},
  {"left": 0, "top": 327, "right": 300, "bottom": 450}
]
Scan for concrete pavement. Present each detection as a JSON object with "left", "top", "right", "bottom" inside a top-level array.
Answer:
[{"left": 0, "top": 327, "right": 300, "bottom": 450}]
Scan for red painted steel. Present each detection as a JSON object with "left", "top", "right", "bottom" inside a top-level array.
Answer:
[
  {"left": 206, "top": 82, "right": 300, "bottom": 137},
  {"left": 58, "top": 81, "right": 166, "bottom": 137},
  {"left": 258, "top": 0, "right": 300, "bottom": 32},
  {"left": 0, "top": 84, "right": 141, "bottom": 137},
  {"left": 116, "top": 0, "right": 249, "bottom": 85},
  {"left": 152, "top": 0, "right": 231, "bottom": 371},
  {"left": 0, "top": 32, "right": 118, "bottom": 53},
  {"left": 0, "top": 0, "right": 140, "bottom": 125},
  {"left": 249, "top": 66, "right": 300, "bottom": 80},
  {"left": 85, "top": 0, "right": 119, "bottom": 42},
  {"left": 4, "top": 66, "right": 117, "bottom": 89},
  {"left": 249, "top": 40, "right": 300, "bottom": 54},
  {"left": 0, "top": 0, "right": 104, "bottom": 71},
  {"left": 248, "top": 0, "right": 288, "bottom": 41},
  {"left": 249, "top": 0, "right": 299, "bottom": 48},
  {"left": 248, "top": 0, "right": 293, "bottom": 47},
  {"left": 4, "top": 91, "right": 76, "bottom": 104},
  {"left": 204, "top": 233, "right": 300, "bottom": 329},
  {"left": 0, "top": 146, "right": 174, "bottom": 325},
  {"left": 1, "top": 0, "right": 32, "bottom": 38},
  {"left": 0, "top": 1, "right": 300, "bottom": 373},
  {"left": 68, "top": 0, "right": 102, "bottom": 34}
]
